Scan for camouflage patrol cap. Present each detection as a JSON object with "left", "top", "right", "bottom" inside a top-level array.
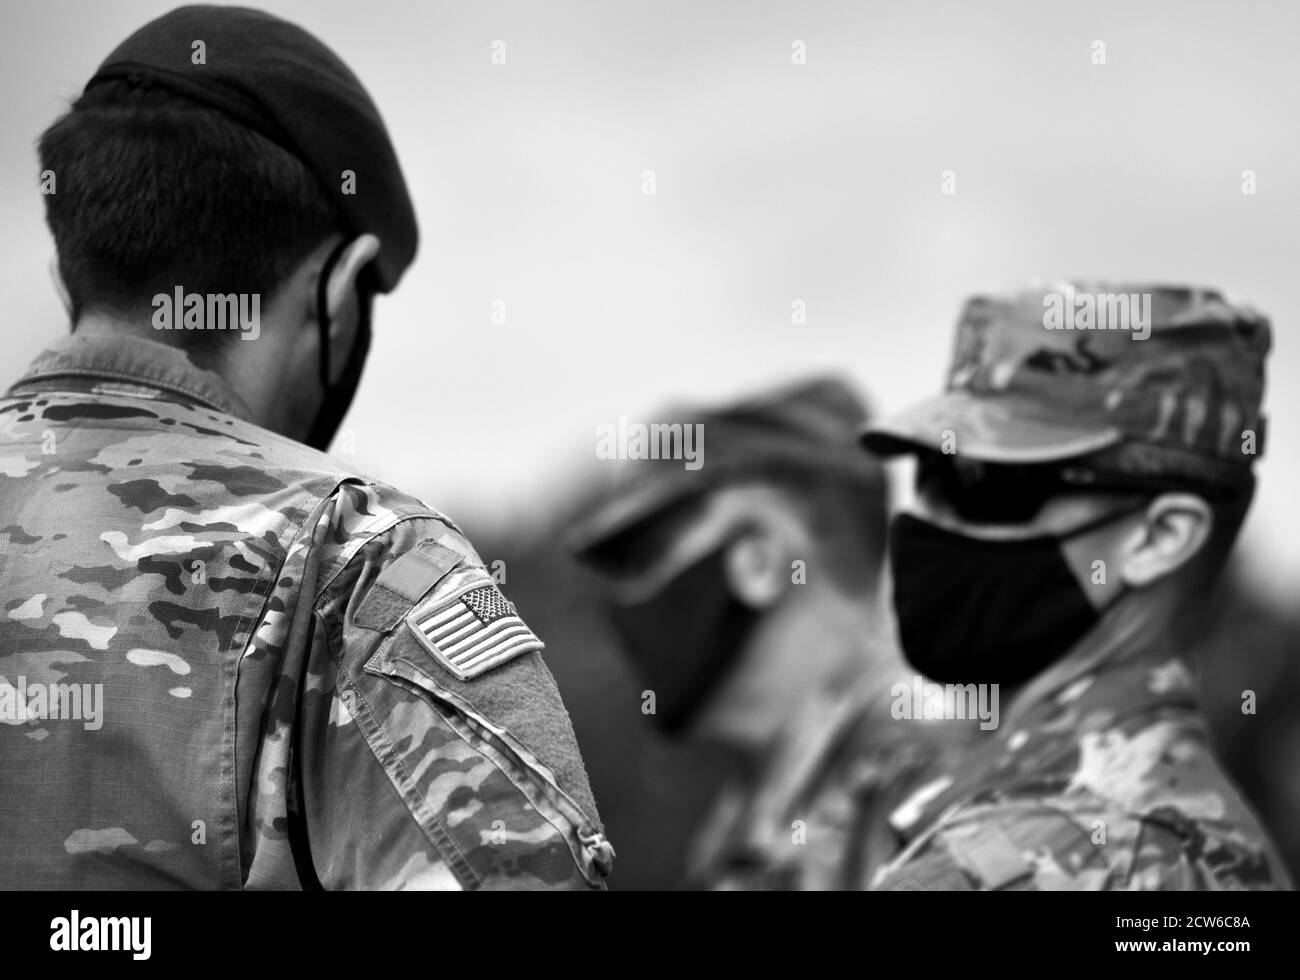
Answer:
[
  {"left": 862, "top": 282, "right": 1270, "bottom": 489},
  {"left": 569, "top": 376, "right": 886, "bottom": 560},
  {"left": 83, "top": 5, "right": 417, "bottom": 292}
]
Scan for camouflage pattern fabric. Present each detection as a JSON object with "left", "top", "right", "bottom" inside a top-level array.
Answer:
[
  {"left": 863, "top": 282, "right": 1270, "bottom": 483},
  {"left": 0, "top": 334, "right": 613, "bottom": 890},
  {"left": 870, "top": 644, "right": 1290, "bottom": 891},
  {"left": 688, "top": 666, "right": 971, "bottom": 890}
]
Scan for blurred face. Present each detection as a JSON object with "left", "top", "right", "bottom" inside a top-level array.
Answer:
[
  {"left": 591, "top": 502, "right": 725, "bottom": 605},
  {"left": 588, "top": 487, "right": 840, "bottom": 746},
  {"left": 589, "top": 498, "right": 767, "bottom": 736}
]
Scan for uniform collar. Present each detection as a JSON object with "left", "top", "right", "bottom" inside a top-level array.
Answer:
[
  {"left": 1002, "top": 594, "right": 1178, "bottom": 728},
  {"left": 6, "top": 332, "right": 254, "bottom": 421}
]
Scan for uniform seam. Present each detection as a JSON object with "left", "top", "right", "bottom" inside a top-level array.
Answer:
[
  {"left": 344, "top": 626, "right": 482, "bottom": 890},
  {"left": 387, "top": 652, "right": 604, "bottom": 885},
  {"left": 9, "top": 367, "right": 237, "bottom": 416},
  {"left": 312, "top": 509, "right": 462, "bottom": 611},
  {"left": 231, "top": 485, "right": 332, "bottom": 886}
]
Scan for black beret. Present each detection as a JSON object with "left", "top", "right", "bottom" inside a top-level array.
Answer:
[{"left": 84, "top": 4, "right": 417, "bottom": 293}]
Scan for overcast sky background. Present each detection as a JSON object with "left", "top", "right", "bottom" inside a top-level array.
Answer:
[{"left": 2, "top": 0, "right": 1297, "bottom": 605}]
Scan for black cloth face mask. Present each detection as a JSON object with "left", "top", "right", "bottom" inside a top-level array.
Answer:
[
  {"left": 305, "top": 240, "right": 373, "bottom": 452},
  {"left": 888, "top": 504, "right": 1145, "bottom": 686},
  {"left": 609, "top": 542, "right": 762, "bottom": 735}
]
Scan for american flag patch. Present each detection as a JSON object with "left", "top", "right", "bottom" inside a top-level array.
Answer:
[{"left": 407, "top": 581, "right": 544, "bottom": 680}]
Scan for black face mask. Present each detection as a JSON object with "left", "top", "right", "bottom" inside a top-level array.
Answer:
[
  {"left": 304, "top": 241, "right": 373, "bottom": 452},
  {"left": 609, "top": 544, "right": 761, "bottom": 735},
  {"left": 888, "top": 506, "right": 1143, "bottom": 686}
]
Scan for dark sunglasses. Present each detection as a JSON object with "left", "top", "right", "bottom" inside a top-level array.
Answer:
[{"left": 915, "top": 453, "right": 1209, "bottom": 524}]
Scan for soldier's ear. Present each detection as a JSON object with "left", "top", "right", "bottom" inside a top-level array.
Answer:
[
  {"left": 1119, "top": 493, "right": 1213, "bottom": 588},
  {"left": 324, "top": 234, "right": 379, "bottom": 323},
  {"left": 49, "top": 254, "right": 72, "bottom": 320},
  {"left": 320, "top": 234, "right": 380, "bottom": 381},
  {"left": 723, "top": 524, "right": 788, "bottom": 609}
]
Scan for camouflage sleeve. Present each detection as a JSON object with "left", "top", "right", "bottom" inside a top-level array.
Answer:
[{"left": 298, "top": 509, "right": 613, "bottom": 890}]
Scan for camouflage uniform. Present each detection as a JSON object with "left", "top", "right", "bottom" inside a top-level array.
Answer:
[
  {"left": 871, "top": 647, "right": 1291, "bottom": 890},
  {"left": 688, "top": 665, "right": 970, "bottom": 890},
  {"left": 0, "top": 334, "right": 613, "bottom": 889},
  {"left": 863, "top": 282, "right": 1290, "bottom": 891}
]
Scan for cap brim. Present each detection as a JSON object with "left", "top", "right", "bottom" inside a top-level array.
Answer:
[
  {"left": 861, "top": 390, "right": 1123, "bottom": 464},
  {"left": 566, "top": 478, "right": 701, "bottom": 561}
]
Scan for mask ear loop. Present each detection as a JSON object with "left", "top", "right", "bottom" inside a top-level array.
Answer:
[
  {"left": 1059, "top": 497, "right": 1154, "bottom": 617},
  {"left": 315, "top": 240, "right": 352, "bottom": 390}
]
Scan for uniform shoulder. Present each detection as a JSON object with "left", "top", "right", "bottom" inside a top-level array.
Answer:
[
  {"left": 192, "top": 412, "right": 473, "bottom": 584},
  {"left": 310, "top": 493, "right": 611, "bottom": 888},
  {"left": 1070, "top": 710, "right": 1292, "bottom": 890},
  {"left": 215, "top": 414, "right": 453, "bottom": 511},
  {"left": 73, "top": 391, "right": 464, "bottom": 538}
]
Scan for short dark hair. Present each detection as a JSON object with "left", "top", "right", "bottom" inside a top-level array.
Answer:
[{"left": 38, "top": 80, "right": 341, "bottom": 342}]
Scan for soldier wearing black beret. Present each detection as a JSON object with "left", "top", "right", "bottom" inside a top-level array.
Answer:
[{"left": 0, "top": 5, "right": 612, "bottom": 890}]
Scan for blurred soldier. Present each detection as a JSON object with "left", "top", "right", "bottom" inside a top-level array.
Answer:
[
  {"left": 569, "top": 377, "right": 969, "bottom": 889},
  {"left": 863, "top": 282, "right": 1291, "bottom": 890},
  {"left": 0, "top": 6, "right": 611, "bottom": 890}
]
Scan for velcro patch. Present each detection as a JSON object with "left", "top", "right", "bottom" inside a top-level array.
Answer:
[
  {"left": 354, "top": 538, "right": 463, "bottom": 632},
  {"left": 377, "top": 539, "right": 463, "bottom": 602},
  {"left": 405, "top": 576, "right": 544, "bottom": 680}
]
